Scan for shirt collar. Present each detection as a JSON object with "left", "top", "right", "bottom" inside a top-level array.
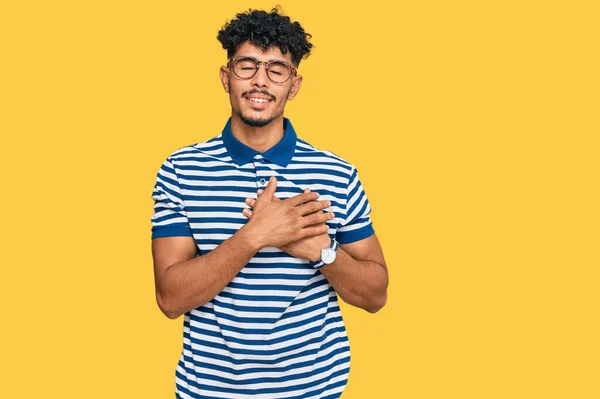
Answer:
[{"left": 221, "top": 117, "right": 297, "bottom": 167}]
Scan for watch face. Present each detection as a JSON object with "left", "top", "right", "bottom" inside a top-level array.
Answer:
[{"left": 322, "top": 248, "right": 336, "bottom": 264}]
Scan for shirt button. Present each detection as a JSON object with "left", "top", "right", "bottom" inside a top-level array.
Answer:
[
  {"left": 259, "top": 158, "right": 265, "bottom": 163},
  {"left": 259, "top": 178, "right": 266, "bottom": 186}
]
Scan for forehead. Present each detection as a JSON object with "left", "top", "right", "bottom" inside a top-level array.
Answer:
[{"left": 233, "top": 41, "right": 293, "bottom": 64}]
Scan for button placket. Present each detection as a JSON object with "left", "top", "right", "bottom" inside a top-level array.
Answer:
[{"left": 254, "top": 155, "right": 269, "bottom": 188}]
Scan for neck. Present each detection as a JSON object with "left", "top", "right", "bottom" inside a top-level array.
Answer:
[{"left": 230, "top": 113, "right": 285, "bottom": 153}]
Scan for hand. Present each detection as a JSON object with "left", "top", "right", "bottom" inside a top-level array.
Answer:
[
  {"left": 244, "top": 177, "right": 334, "bottom": 250},
  {"left": 243, "top": 186, "right": 332, "bottom": 261}
]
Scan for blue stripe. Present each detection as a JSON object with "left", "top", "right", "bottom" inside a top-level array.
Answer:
[
  {"left": 188, "top": 216, "right": 247, "bottom": 224},
  {"left": 233, "top": 271, "right": 316, "bottom": 281},
  {"left": 186, "top": 206, "right": 245, "bottom": 212},
  {"left": 176, "top": 164, "right": 243, "bottom": 172},
  {"left": 217, "top": 291, "right": 296, "bottom": 302},
  {"left": 278, "top": 167, "right": 349, "bottom": 179},
  {"left": 179, "top": 183, "right": 258, "bottom": 192}
]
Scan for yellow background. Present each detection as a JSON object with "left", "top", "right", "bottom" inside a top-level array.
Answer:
[{"left": 1, "top": 1, "right": 599, "bottom": 398}]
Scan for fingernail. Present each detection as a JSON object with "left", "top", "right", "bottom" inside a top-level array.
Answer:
[
  {"left": 330, "top": 212, "right": 335, "bottom": 218},
  {"left": 270, "top": 176, "right": 275, "bottom": 182}
]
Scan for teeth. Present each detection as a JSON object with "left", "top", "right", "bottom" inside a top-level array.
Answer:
[{"left": 249, "top": 98, "right": 269, "bottom": 103}]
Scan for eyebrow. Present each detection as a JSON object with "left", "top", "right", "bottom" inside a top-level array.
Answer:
[{"left": 235, "top": 55, "right": 289, "bottom": 64}]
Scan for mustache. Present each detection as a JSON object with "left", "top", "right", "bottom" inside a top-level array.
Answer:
[{"left": 243, "top": 89, "right": 276, "bottom": 101}]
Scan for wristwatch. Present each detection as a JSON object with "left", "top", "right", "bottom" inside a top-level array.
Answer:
[{"left": 310, "top": 239, "right": 339, "bottom": 270}]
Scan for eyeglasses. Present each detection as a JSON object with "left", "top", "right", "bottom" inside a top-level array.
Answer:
[{"left": 227, "top": 56, "right": 297, "bottom": 84}]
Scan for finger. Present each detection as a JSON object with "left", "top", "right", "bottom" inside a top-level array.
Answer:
[
  {"left": 302, "top": 211, "right": 335, "bottom": 227},
  {"left": 287, "top": 191, "right": 319, "bottom": 207},
  {"left": 245, "top": 197, "right": 257, "bottom": 208},
  {"left": 260, "top": 176, "right": 277, "bottom": 202},
  {"left": 300, "top": 223, "right": 330, "bottom": 238},
  {"left": 304, "top": 187, "right": 311, "bottom": 193},
  {"left": 297, "top": 199, "right": 331, "bottom": 216},
  {"left": 303, "top": 221, "right": 330, "bottom": 230},
  {"left": 257, "top": 189, "right": 264, "bottom": 196},
  {"left": 242, "top": 208, "right": 252, "bottom": 219}
]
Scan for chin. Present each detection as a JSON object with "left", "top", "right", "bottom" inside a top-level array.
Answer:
[
  {"left": 239, "top": 111, "right": 280, "bottom": 128},
  {"left": 242, "top": 118, "right": 272, "bottom": 127}
]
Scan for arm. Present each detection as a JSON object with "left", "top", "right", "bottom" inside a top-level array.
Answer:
[
  {"left": 318, "top": 234, "right": 388, "bottom": 313},
  {"left": 242, "top": 193, "right": 388, "bottom": 313},
  {"left": 152, "top": 225, "right": 260, "bottom": 320}
]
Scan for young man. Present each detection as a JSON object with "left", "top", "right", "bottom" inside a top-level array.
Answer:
[{"left": 151, "top": 8, "right": 388, "bottom": 399}]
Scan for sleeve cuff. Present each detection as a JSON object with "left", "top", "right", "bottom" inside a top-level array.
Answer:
[
  {"left": 336, "top": 224, "right": 375, "bottom": 244},
  {"left": 152, "top": 225, "right": 193, "bottom": 239}
]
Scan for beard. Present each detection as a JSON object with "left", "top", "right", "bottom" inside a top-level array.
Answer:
[{"left": 239, "top": 113, "right": 279, "bottom": 128}]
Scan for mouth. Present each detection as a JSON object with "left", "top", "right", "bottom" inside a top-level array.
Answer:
[
  {"left": 244, "top": 95, "right": 274, "bottom": 109},
  {"left": 246, "top": 97, "right": 272, "bottom": 103}
]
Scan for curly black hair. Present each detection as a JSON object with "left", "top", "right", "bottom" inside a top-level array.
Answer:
[{"left": 217, "top": 7, "right": 313, "bottom": 67}]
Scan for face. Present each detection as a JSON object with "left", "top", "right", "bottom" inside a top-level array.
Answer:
[{"left": 220, "top": 41, "right": 303, "bottom": 128}]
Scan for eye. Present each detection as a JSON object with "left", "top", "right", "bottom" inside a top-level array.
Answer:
[
  {"left": 234, "top": 58, "right": 257, "bottom": 69},
  {"left": 268, "top": 62, "right": 288, "bottom": 75}
]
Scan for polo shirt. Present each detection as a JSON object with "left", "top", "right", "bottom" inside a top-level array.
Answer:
[{"left": 151, "top": 117, "right": 375, "bottom": 399}]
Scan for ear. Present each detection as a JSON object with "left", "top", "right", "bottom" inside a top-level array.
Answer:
[
  {"left": 286, "top": 74, "right": 303, "bottom": 101},
  {"left": 220, "top": 65, "right": 230, "bottom": 93}
]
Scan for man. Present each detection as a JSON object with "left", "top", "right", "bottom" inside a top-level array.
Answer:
[{"left": 151, "top": 8, "right": 388, "bottom": 399}]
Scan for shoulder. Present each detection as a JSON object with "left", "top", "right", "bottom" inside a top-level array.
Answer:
[
  {"left": 293, "top": 136, "right": 357, "bottom": 178},
  {"left": 161, "top": 134, "right": 226, "bottom": 167}
]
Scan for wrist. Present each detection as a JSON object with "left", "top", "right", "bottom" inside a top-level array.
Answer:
[
  {"left": 238, "top": 223, "right": 263, "bottom": 252},
  {"left": 309, "top": 238, "right": 338, "bottom": 270}
]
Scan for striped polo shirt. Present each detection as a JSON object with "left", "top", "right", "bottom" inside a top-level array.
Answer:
[{"left": 151, "top": 117, "right": 375, "bottom": 399}]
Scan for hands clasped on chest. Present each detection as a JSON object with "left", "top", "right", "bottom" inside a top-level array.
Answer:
[{"left": 241, "top": 176, "right": 334, "bottom": 262}]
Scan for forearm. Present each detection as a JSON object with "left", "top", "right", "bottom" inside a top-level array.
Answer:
[
  {"left": 319, "top": 246, "right": 388, "bottom": 313},
  {"left": 158, "top": 224, "right": 260, "bottom": 319}
]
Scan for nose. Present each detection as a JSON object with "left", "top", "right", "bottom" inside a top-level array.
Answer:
[{"left": 251, "top": 62, "right": 269, "bottom": 88}]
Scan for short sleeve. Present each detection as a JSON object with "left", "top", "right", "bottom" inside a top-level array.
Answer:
[
  {"left": 336, "top": 166, "right": 375, "bottom": 244},
  {"left": 151, "top": 158, "right": 193, "bottom": 239}
]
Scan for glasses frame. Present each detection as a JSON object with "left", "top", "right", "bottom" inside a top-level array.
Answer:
[{"left": 227, "top": 56, "right": 297, "bottom": 84}]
